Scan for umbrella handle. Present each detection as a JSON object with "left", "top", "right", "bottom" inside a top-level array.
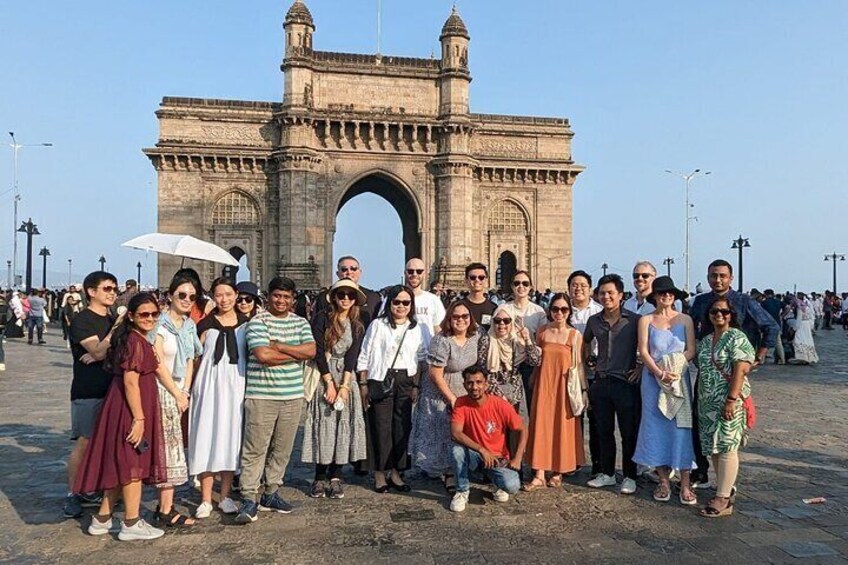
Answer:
[{"left": 181, "top": 257, "right": 186, "bottom": 268}]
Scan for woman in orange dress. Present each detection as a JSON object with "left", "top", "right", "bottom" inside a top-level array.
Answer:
[{"left": 523, "top": 293, "right": 587, "bottom": 490}]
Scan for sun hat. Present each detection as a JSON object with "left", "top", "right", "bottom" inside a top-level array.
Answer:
[
  {"left": 327, "top": 279, "right": 367, "bottom": 306},
  {"left": 649, "top": 276, "right": 687, "bottom": 301}
]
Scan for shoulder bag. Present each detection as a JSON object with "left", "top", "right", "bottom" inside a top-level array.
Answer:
[
  {"left": 566, "top": 329, "right": 586, "bottom": 416},
  {"left": 710, "top": 337, "right": 757, "bottom": 430}
]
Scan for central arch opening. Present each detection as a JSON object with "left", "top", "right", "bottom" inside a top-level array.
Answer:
[{"left": 333, "top": 173, "right": 421, "bottom": 289}]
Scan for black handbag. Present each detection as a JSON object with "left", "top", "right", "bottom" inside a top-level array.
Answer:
[{"left": 368, "top": 326, "right": 409, "bottom": 402}]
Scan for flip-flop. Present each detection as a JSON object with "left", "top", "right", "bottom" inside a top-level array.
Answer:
[
  {"left": 546, "top": 475, "right": 563, "bottom": 488},
  {"left": 679, "top": 489, "right": 698, "bottom": 506},
  {"left": 653, "top": 483, "right": 671, "bottom": 502},
  {"left": 521, "top": 478, "right": 546, "bottom": 492}
]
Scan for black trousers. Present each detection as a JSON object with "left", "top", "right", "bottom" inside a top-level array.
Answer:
[
  {"left": 582, "top": 387, "right": 602, "bottom": 475},
  {"left": 315, "top": 463, "right": 341, "bottom": 481},
  {"left": 368, "top": 371, "right": 414, "bottom": 472},
  {"left": 518, "top": 362, "right": 535, "bottom": 417},
  {"left": 588, "top": 377, "right": 641, "bottom": 479}
]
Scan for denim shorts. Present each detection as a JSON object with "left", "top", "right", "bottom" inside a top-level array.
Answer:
[{"left": 71, "top": 398, "right": 104, "bottom": 440}]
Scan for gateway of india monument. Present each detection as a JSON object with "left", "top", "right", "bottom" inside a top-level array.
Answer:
[{"left": 145, "top": 1, "right": 583, "bottom": 290}]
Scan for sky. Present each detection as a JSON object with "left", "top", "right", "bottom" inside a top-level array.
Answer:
[{"left": 1, "top": 1, "right": 847, "bottom": 292}]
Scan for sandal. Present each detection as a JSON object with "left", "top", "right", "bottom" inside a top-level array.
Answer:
[
  {"left": 700, "top": 498, "right": 733, "bottom": 518},
  {"left": 679, "top": 488, "right": 698, "bottom": 506},
  {"left": 155, "top": 507, "right": 196, "bottom": 528},
  {"left": 546, "top": 475, "right": 562, "bottom": 488},
  {"left": 653, "top": 483, "right": 671, "bottom": 502},
  {"left": 521, "top": 478, "right": 546, "bottom": 492}
]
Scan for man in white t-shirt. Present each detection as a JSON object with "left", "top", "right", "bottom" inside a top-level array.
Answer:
[
  {"left": 623, "top": 261, "right": 682, "bottom": 315},
  {"left": 403, "top": 258, "right": 445, "bottom": 335}
]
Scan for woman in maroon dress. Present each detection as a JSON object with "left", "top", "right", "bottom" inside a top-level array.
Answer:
[{"left": 75, "top": 293, "right": 178, "bottom": 541}]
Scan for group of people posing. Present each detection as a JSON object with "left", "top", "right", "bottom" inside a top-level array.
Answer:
[{"left": 62, "top": 254, "right": 780, "bottom": 541}]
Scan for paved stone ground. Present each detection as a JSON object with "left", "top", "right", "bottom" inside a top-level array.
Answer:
[{"left": 1, "top": 326, "right": 847, "bottom": 564}]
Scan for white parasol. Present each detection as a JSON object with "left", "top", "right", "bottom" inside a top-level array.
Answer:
[{"left": 121, "top": 233, "right": 239, "bottom": 266}]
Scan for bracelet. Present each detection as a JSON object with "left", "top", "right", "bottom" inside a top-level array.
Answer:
[
  {"left": 358, "top": 382, "right": 369, "bottom": 387},
  {"left": 132, "top": 418, "right": 145, "bottom": 423},
  {"left": 725, "top": 396, "right": 738, "bottom": 402}
]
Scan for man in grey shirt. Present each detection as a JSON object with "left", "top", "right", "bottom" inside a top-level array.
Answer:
[{"left": 27, "top": 289, "right": 48, "bottom": 345}]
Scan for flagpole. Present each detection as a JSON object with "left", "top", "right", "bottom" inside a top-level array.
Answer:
[{"left": 376, "top": 0, "right": 382, "bottom": 54}]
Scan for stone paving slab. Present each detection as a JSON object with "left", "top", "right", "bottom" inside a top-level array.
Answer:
[{"left": 0, "top": 327, "right": 847, "bottom": 563}]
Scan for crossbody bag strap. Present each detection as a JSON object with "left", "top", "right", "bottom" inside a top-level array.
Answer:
[
  {"left": 388, "top": 325, "right": 410, "bottom": 370},
  {"left": 571, "top": 329, "right": 579, "bottom": 371}
]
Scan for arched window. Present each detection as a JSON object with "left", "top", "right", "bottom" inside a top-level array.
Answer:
[
  {"left": 487, "top": 199, "right": 528, "bottom": 233},
  {"left": 212, "top": 191, "right": 259, "bottom": 226}
]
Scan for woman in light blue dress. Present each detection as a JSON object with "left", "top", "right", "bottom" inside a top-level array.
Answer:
[{"left": 633, "top": 276, "right": 697, "bottom": 505}]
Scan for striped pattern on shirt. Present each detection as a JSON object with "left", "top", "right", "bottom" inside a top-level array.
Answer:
[{"left": 245, "top": 311, "right": 315, "bottom": 400}]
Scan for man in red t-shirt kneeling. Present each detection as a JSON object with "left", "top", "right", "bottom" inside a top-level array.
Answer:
[{"left": 450, "top": 365, "right": 528, "bottom": 512}]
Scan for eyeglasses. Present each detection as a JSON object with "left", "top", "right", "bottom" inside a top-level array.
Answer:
[
  {"left": 236, "top": 295, "right": 255, "bottom": 304},
  {"left": 632, "top": 273, "right": 653, "bottom": 280},
  {"left": 339, "top": 265, "right": 359, "bottom": 273},
  {"left": 451, "top": 313, "right": 471, "bottom": 321},
  {"left": 550, "top": 306, "right": 570, "bottom": 314},
  {"left": 570, "top": 283, "right": 590, "bottom": 290},
  {"left": 334, "top": 290, "right": 357, "bottom": 301},
  {"left": 134, "top": 310, "right": 160, "bottom": 320},
  {"left": 176, "top": 291, "right": 197, "bottom": 302},
  {"left": 709, "top": 308, "right": 732, "bottom": 317},
  {"left": 493, "top": 317, "right": 512, "bottom": 325},
  {"left": 406, "top": 269, "right": 424, "bottom": 275},
  {"left": 512, "top": 280, "right": 531, "bottom": 288},
  {"left": 392, "top": 299, "right": 411, "bottom": 306},
  {"left": 467, "top": 275, "right": 487, "bottom": 282},
  {"left": 99, "top": 285, "right": 118, "bottom": 294}
]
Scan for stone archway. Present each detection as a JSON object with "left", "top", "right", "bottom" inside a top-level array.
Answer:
[
  {"left": 334, "top": 172, "right": 422, "bottom": 264},
  {"left": 496, "top": 250, "right": 517, "bottom": 294}
]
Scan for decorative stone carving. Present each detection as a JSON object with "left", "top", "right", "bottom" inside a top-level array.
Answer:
[{"left": 477, "top": 136, "right": 536, "bottom": 157}]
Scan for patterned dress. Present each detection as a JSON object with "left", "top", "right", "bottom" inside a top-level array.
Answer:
[
  {"left": 697, "top": 328, "right": 755, "bottom": 454},
  {"left": 408, "top": 332, "right": 480, "bottom": 475},
  {"left": 476, "top": 332, "right": 540, "bottom": 425},
  {"left": 302, "top": 319, "right": 368, "bottom": 465}
]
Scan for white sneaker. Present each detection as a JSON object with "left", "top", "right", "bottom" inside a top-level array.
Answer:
[
  {"left": 492, "top": 489, "right": 509, "bottom": 503},
  {"left": 0, "top": 363, "right": 5, "bottom": 371},
  {"left": 450, "top": 491, "right": 469, "bottom": 512},
  {"left": 619, "top": 478, "right": 637, "bottom": 495},
  {"left": 195, "top": 500, "right": 213, "bottom": 519},
  {"left": 219, "top": 497, "right": 239, "bottom": 515},
  {"left": 587, "top": 474, "right": 617, "bottom": 488},
  {"left": 117, "top": 518, "right": 164, "bottom": 541},
  {"left": 87, "top": 514, "right": 118, "bottom": 536}
]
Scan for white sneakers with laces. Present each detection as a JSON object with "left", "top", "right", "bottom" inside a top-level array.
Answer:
[
  {"left": 117, "top": 518, "right": 165, "bottom": 541},
  {"left": 619, "top": 478, "right": 637, "bottom": 495},
  {"left": 450, "top": 491, "right": 469, "bottom": 512},
  {"left": 219, "top": 497, "right": 239, "bottom": 515},
  {"left": 195, "top": 500, "right": 213, "bottom": 519},
  {"left": 492, "top": 489, "right": 509, "bottom": 503},
  {"left": 587, "top": 474, "right": 617, "bottom": 488}
]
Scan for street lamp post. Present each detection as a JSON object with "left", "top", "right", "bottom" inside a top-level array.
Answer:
[
  {"left": 38, "top": 246, "right": 50, "bottom": 288},
  {"left": 68, "top": 259, "right": 72, "bottom": 287},
  {"left": 662, "top": 257, "right": 675, "bottom": 277},
  {"left": 824, "top": 253, "right": 845, "bottom": 294},
  {"left": 8, "top": 132, "right": 52, "bottom": 283},
  {"left": 5, "top": 260, "right": 11, "bottom": 289},
  {"left": 17, "top": 218, "right": 40, "bottom": 292},
  {"left": 601, "top": 263, "right": 609, "bottom": 276},
  {"left": 137, "top": 261, "right": 142, "bottom": 285},
  {"left": 731, "top": 235, "right": 751, "bottom": 292},
  {"left": 99, "top": 255, "right": 106, "bottom": 271},
  {"left": 665, "top": 168, "right": 711, "bottom": 293}
]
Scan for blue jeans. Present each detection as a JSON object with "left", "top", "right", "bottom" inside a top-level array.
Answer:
[
  {"left": 27, "top": 316, "right": 44, "bottom": 342},
  {"left": 451, "top": 443, "right": 520, "bottom": 494}
]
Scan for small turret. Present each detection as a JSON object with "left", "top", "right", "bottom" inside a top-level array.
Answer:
[
  {"left": 284, "top": 0, "right": 315, "bottom": 56},
  {"left": 438, "top": 6, "right": 471, "bottom": 117}
]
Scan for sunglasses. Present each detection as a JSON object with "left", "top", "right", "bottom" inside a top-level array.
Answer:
[
  {"left": 339, "top": 265, "right": 359, "bottom": 273},
  {"left": 99, "top": 285, "right": 118, "bottom": 294},
  {"left": 406, "top": 269, "right": 424, "bottom": 275},
  {"left": 134, "top": 310, "right": 161, "bottom": 320},
  {"left": 392, "top": 299, "right": 411, "bottom": 307},
  {"left": 493, "top": 317, "right": 512, "bottom": 325},
  {"left": 468, "top": 275, "right": 487, "bottom": 282},
  {"left": 451, "top": 313, "right": 470, "bottom": 321},
  {"left": 512, "top": 280, "right": 531, "bottom": 288},
  {"left": 334, "top": 290, "right": 357, "bottom": 301},
  {"left": 632, "top": 273, "right": 653, "bottom": 280},
  {"left": 709, "top": 308, "right": 732, "bottom": 317},
  {"left": 550, "top": 306, "right": 570, "bottom": 314},
  {"left": 236, "top": 295, "right": 255, "bottom": 304},
  {"left": 176, "top": 291, "right": 197, "bottom": 302}
]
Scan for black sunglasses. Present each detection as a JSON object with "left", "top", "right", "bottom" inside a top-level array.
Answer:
[
  {"left": 176, "top": 291, "right": 197, "bottom": 302},
  {"left": 339, "top": 265, "right": 359, "bottom": 273},
  {"left": 550, "top": 306, "right": 570, "bottom": 314},
  {"left": 236, "top": 295, "right": 255, "bottom": 304},
  {"left": 512, "top": 280, "right": 531, "bottom": 287},
  {"left": 493, "top": 317, "right": 512, "bottom": 325},
  {"left": 709, "top": 308, "right": 732, "bottom": 317},
  {"left": 406, "top": 269, "right": 424, "bottom": 275},
  {"left": 392, "top": 299, "right": 411, "bottom": 306},
  {"left": 468, "top": 275, "right": 487, "bottom": 282},
  {"left": 632, "top": 273, "right": 653, "bottom": 280},
  {"left": 334, "top": 290, "right": 357, "bottom": 301},
  {"left": 134, "top": 310, "right": 160, "bottom": 320}
]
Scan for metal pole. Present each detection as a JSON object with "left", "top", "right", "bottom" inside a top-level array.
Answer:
[
  {"left": 685, "top": 176, "right": 690, "bottom": 294},
  {"left": 5, "top": 260, "right": 10, "bottom": 288},
  {"left": 99, "top": 256, "right": 106, "bottom": 271},
  {"left": 137, "top": 261, "right": 142, "bottom": 285},
  {"left": 40, "top": 247, "right": 50, "bottom": 288},
  {"left": 68, "top": 259, "right": 72, "bottom": 287},
  {"left": 834, "top": 256, "right": 838, "bottom": 294},
  {"left": 11, "top": 139, "right": 19, "bottom": 283},
  {"left": 738, "top": 240, "right": 743, "bottom": 292},
  {"left": 24, "top": 224, "right": 34, "bottom": 292},
  {"left": 602, "top": 263, "right": 608, "bottom": 276}
]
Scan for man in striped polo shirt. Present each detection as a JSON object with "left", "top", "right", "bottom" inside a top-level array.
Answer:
[{"left": 236, "top": 276, "right": 316, "bottom": 524}]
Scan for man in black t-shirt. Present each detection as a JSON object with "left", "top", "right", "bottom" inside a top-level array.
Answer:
[
  {"left": 458, "top": 262, "right": 497, "bottom": 329},
  {"left": 63, "top": 271, "right": 121, "bottom": 519}
]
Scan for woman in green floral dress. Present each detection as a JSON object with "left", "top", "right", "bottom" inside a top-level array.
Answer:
[{"left": 697, "top": 296, "right": 754, "bottom": 517}]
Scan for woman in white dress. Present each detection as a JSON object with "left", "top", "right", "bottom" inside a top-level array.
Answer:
[
  {"left": 791, "top": 293, "right": 819, "bottom": 364},
  {"left": 151, "top": 275, "right": 203, "bottom": 527},
  {"left": 189, "top": 277, "right": 248, "bottom": 518}
]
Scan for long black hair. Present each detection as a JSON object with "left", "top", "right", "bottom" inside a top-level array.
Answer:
[
  {"left": 379, "top": 285, "right": 418, "bottom": 329},
  {"left": 105, "top": 292, "right": 159, "bottom": 373}
]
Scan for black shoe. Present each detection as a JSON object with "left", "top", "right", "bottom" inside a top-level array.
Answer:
[
  {"left": 374, "top": 481, "right": 389, "bottom": 494},
  {"left": 387, "top": 477, "right": 411, "bottom": 493},
  {"left": 63, "top": 494, "right": 83, "bottom": 519},
  {"left": 79, "top": 492, "right": 103, "bottom": 507},
  {"left": 328, "top": 480, "right": 345, "bottom": 499},
  {"left": 309, "top": 481, "right": 326, "bottom": 498},
  {"left": 38, "top": 340, "right": 46, "bottom": 345}
]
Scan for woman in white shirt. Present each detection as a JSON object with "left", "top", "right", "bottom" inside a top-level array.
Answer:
[
  {"left": 500, "top": 271, "right": 547, "bottom": 406},
  {"left": 357, "top": 285, "right": 431, "bottom": 493}
]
